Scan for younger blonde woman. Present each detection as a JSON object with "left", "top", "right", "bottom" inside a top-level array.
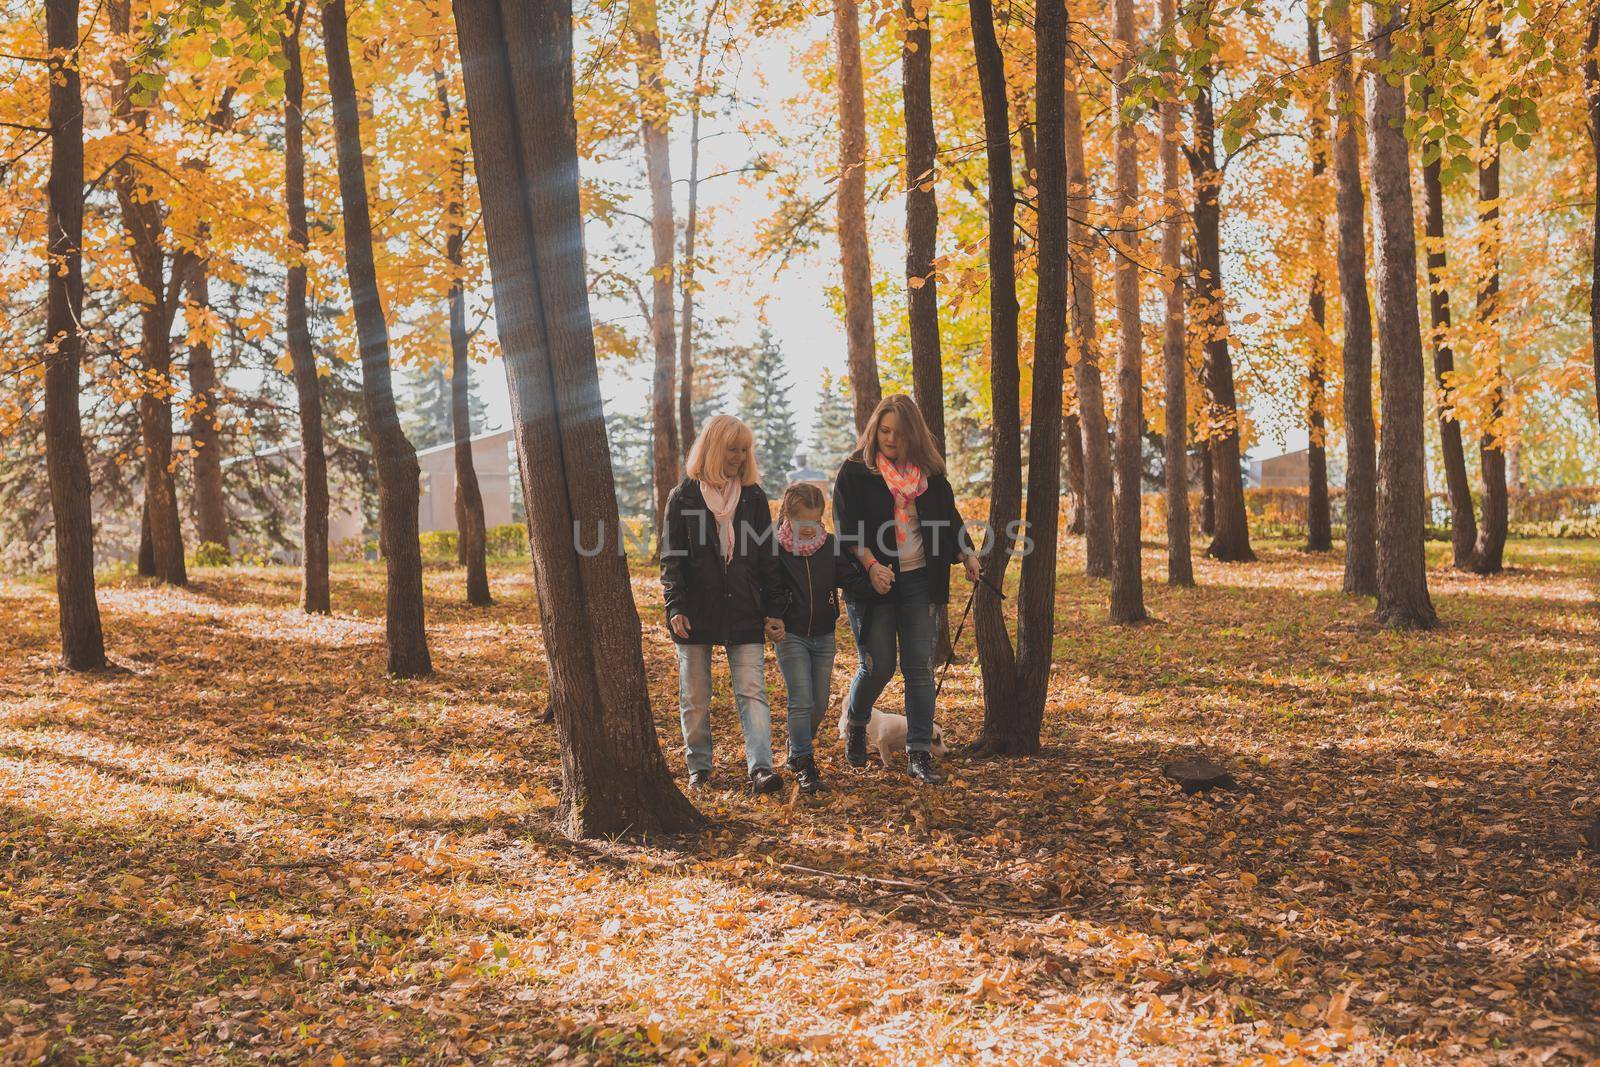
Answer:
[{"left": 660, "top": 415, "right": 788, "bottom": 793}]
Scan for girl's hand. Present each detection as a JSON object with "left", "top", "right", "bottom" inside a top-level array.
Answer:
[
  {"left": 869, "top": 561, "right": 894, "bottom": 595},
  {"left": 962, "top": 553, "right": 981, "bottom": 583},
  {"left": 669, "top": 614, "right": 692, "bottom": 639},
  {"left": 764, "top": 618, "right": 786, "bottom": 642}
]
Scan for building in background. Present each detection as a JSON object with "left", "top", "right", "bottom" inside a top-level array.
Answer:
[{"left": 415, "top": 430, "right": 517, "bottom": 533}]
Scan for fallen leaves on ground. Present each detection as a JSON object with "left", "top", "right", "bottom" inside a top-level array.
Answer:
[{"left": 1, "top": 539, "right": 1598, "bottom": 1064}]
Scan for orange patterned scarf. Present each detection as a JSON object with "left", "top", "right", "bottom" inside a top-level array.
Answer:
[{"left": 877, "top": 460, "right": 927, "bottom": 549}]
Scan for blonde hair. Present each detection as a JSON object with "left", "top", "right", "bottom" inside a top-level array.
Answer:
[
  {"left": 685, "top": 414, "right": 761, "bottom": 486},
  {"left": 855, "top": 394, "right": 946, "bottom": 476},
  {"left": 778, "top": 482, "right": 826, "bottom": 522}
]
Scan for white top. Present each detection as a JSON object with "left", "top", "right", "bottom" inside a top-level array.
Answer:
[{"left": 898, "top": 497, "right": 926, "bottom": 572}]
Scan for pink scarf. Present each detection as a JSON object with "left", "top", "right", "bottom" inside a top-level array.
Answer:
[
  {"left": 777, "top": 519, "right": 827, "bottom": 557},
  {"left": 697, "top": 479, "right": 741, "bottom": 562},
  {"left": 877, "top": 459, "right": 927, "bottom": 549}
]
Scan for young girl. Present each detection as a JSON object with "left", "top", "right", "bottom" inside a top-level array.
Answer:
[
  {"left": 660, "top": 415, "right": 789, "bottom": 794},
  {"left": 771, "top": 483, "right": 873, "bottom": 794}
]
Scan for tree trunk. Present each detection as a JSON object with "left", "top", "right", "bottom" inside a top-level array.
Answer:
[
  {"left": 679, "top": 3, "right": 718, "bottom": 461},
  {"left": 452, "top": 0, "right": 701, "bottom": 837},
  {"left": 1064, "top": 411, "right": 1087, "bottom": 535},
  {"left": 1304, "top": 14, "right": 1332, "bottom": 554},
  {"left": 284, "top": 1, "right": 332, "bottom": 614},
  {"left": 110, "top": 0, "right": 186, "bottom": 587},
  {"left": 1190, "top": 73, "right": 1254, "bottom": 563},
  {"left": 187, "top": 263, "right": 229, "bottom": 552},
  {"left": 835, "top": 0, "right": 881, "bottom": 430},
  {"left": 1365, "top": 0, "right": 1437, "bottom": 629},
  {"left": 1199, "top": 446, "right": 1214, "bottom": 536},
  {"left": 1160, "top": 0, "right": 1193, "bottom": 587},
  {"left": 632, "top": 0, "right": 679, "bottom": 543},
  {"left": 1007, "top": 0, "right": 1068, "bottom": 748},
  {"left": 903, "top": 0, "right": 955, "bottom": 662},
  {"left": 966, "top": 0, "right": 1021, "bottom": 746},
  {"left": 324, "top": 0, "right": 432, "bottom": 675},
  {"left": 1421, "top": 66, "right": 1477, "bottom": 569},
  {"left": 1064, "top": 52, "right": 1114, "bottom": 578},
  {"left": 1108, "top": 0, "right": 1146, "bottom": 621},
  {"left": 1588, "top": 5, "right": 1600, "bottom": 431},
  {"left": 436, "top": 65, "right": 492, "bottom": 606},
  {"left": 1471, "top": 8, "right": 1507, "bottom": 576},
  {"left": 1330, "top": 11, "right": 1377, "bottom": 596},
  {"left": 137, "top": 500, "right": 155, "bottom": 577},
  {"left": 44, "top": 0, "right": 106, "bottom": 671}
]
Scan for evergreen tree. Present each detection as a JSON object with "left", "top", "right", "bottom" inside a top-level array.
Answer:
[
  {"left": 810, "top": 369, "right": 857, "bottom": 474},
  {"left": 737, "top": 328, "right": 800, "bottom": 484},
  {"left": 401, "top": 363, "right": 487, "bottom": 450},
  {"left": 605, "top": 408, "right": 655, "bottom": 519}
]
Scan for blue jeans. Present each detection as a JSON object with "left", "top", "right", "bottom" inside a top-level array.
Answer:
[
  {"left": 845, "top": 567, "right": 937, "bottom": 751},
  {"left": 676, "top": 643, "right": 774, "bottom": 776},
  {"left": 773, "top": 632, "right": 837, "bottom": 761}
]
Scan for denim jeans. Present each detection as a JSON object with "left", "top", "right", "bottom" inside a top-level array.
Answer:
[
  {"left": 773, "top": 632, "right": 837, "bottom": 761},
  {"left": 676, "top": 643, "right": 774, "bottom": 775},
  {"left": 845, "top": 567, "right": 938, "bottom": 751}
]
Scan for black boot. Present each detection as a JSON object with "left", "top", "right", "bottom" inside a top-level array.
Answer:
[
  {"left": 844, "top": 721, "right": 869, "bottom": 767},
  {"left": 789, "top": 754, "right": 824, "bottom": 794},
  {"left": 908, "top": 750, "right": 945, "bottom": 785}
]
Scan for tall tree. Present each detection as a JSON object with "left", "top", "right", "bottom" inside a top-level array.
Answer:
[
  {"left": 972, "top": 0, "right": 1065, "bottom": 755},
  {"left": 186, "top": 264, "right": 229, "bottom": 553},
  {"left": 1160, "top": 0, "right": 1193, "bottom": 587},
  {"left": 110, "top": 0, "right": 187, "bottom": 586},
  {"left": 1421, "top": 28, "right": 1477, "bottom": 569},
  {"left": 435, "top": 60, "right": 491, "bottom": 606},
  {"left": 1304, "top": 14, "right": 1332, "bottom": 554},
  {"left": 1588, "top": 5, "right": 1600, "bottom": 430},
  {"left": 1189, "top": 62, "right": 1254, "bottom": 563},
  {"left": 283, "top": 0, "right": 332, "bottom": 614},
  {"left": 1471, "top": 6, "right": 1508, "bottom": 575},
  {"left": 903, "top": 0, "right": 943, "bottom": 459},
  {"left": 1064, "top": 50, "right": 1115, "bottom": 578},
  {"left": 737, "top": 330, "right": 800, "bottom": 481},
  {"left": 630, "top": 0, "right": 680, "bottom": 542},
  {"left": 44, "top": 0, "right": 107, "bottom": 670},
  {"left": 810, "top": 371, "right": 856, "bottom": 471},
  {"left": 452, "top": 0, "right": 701, "bottom": 836},
  {"left": 966, "top": 0, "right": 1022, "bottom": 739},
  {"left": 1330, "top": 8, "right": 1378, "bottom": 596},
  {"left": 1365, "top": 0, "right": 1437, "bottom": 629},
  {"left": 834, "top": 0, "right": 881, "bottom": 429},
  {"left": 1109, "top": 0, "right": 1146, "bottom": 623},
  {"left": 323, "top": 0, "right": 433, "bottom": 675},
  {"left": 678, "top": 0, "right": 722, "bottom": 459}
]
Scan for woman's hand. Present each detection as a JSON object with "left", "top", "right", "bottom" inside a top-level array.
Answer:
[
  {"left": 764, "top": 617, "right": 786, "bottom": 643},
  {"left": 669, "top": 614, "right": 692, "bottom": 639},
  {"left": 869, "top": 561, "right": 895, "bottom": 595},
  {"left": 962, "top": 552, "right": 981, "bottom": 583}
]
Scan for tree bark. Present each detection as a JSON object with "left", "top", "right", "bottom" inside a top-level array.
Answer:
[
  {"left": 835, "top": 0, "right": 881, "bottom": 430},
  {"left": 1199, "top": 446, "right": 1214, "bottom": 536},
  {"left": 436, "top": 64, "right": 492, "bottom": 606},
  {"left": 1064, "top": 412, "right": 1087, "bottom": 535},
  {"left": 324, "top": 0, "right": 433, "bottom": 675},
  {"left": 1108, "top": 0, "right": 1146, "bottom": 620},
  {"left": 283, "top": 1, "right": 332, "bottom": 614},
  {"left": 1421, "top": 60, "right": 1477, "bottom": 569},
  {"left": 1190, "top": 72, "right": 1254, "bottom": 563},
  {"left": 1160, "top": 0, "right": 1193, "bottom": 587},
  {"left": 1304, "top": 14, "right": 1332, "bottom": 554},
  {"left": 1064, "top": 51, "right": 1114, "bottom": 578},
  {"left": 678, "top": 1, "right": 719, "bottom": 461},
  {"left": 1588, "top": 4, "right": 1600, "bottom": 432},
  {"left": 966, "top": 0, "right": 1021, "bottom": 746},
  {"left": 44, "top": 0, "right": 107, "bottom": 670},
  {"left": 1330, "top": 11, "right": 1377, "bottom": 596},
  {"left": 186, "top": 263, "right": 229, "bottom": 552},
  {"left": 452, "top": 0, "right": 701, "bottom": 837},
  {"left": 1471, "top": 8, "right": 1507, "bottom": 576},
  {"left": 1365, "top": 0, "right": 1437, "bottom": 629},
  {"left": 631, "top": 0, "right": 679, "bottom": 543},
  {"left": 110, "top": 0, "right": 186, "bottom": 587}
]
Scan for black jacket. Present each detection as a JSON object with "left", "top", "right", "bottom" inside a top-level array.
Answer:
[
  {"left": 832, "top": 454, "right": 969, "bottom": 607},
  {"left": 776, "top": 534, "right": 875, "bottom": 638},
  {"left": 660, "top": 478, "right": 785, "bottom": 646}
]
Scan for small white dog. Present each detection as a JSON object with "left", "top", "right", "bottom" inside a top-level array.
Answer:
[{"left": 837, "top": 708, "right": 950, "bottom": 766}]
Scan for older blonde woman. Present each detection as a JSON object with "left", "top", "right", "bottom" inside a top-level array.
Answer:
[{"left": 660, "top": 414, "right": 788, "bottom": 794}]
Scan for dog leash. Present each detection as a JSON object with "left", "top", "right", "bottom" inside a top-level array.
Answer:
[{"left": 934, "top": 568, "right": 1006, "bottom": 700}]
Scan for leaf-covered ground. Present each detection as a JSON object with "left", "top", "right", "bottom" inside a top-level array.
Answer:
[{"left": 2, "top": 539, "right": 1598, "bottom": 1065}]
